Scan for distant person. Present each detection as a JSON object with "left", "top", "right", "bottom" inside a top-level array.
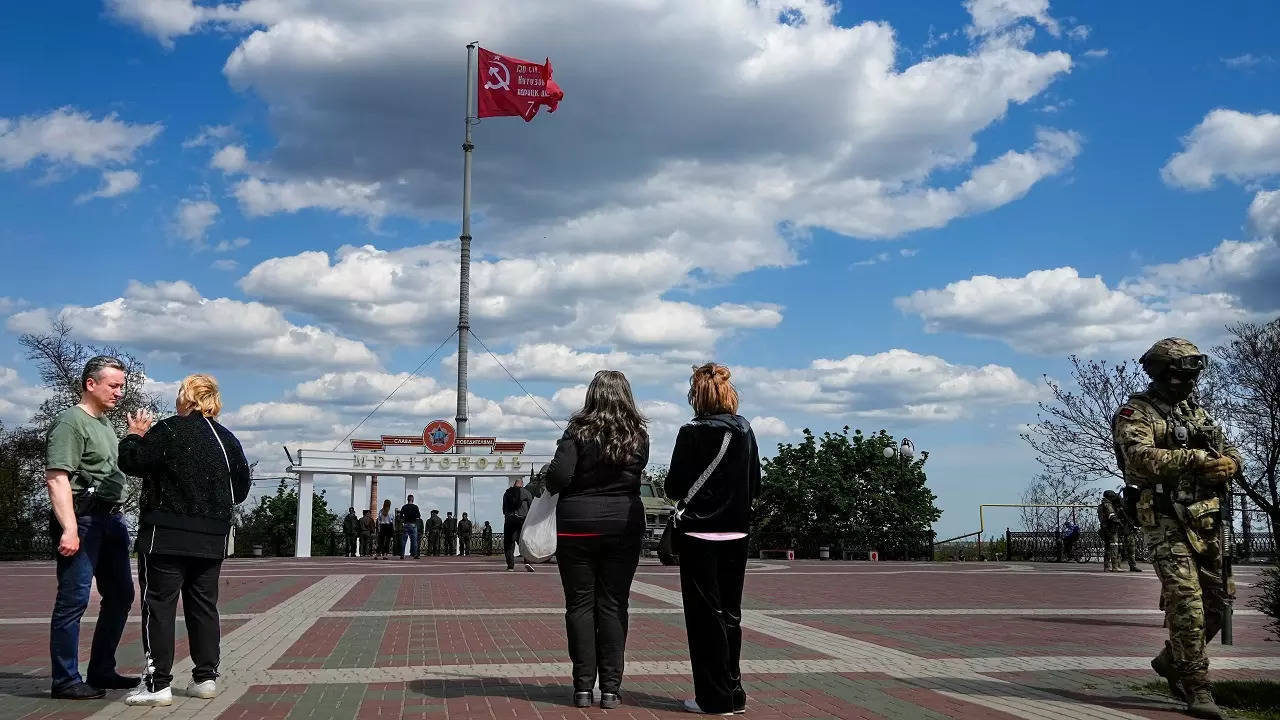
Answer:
[
  {"left": 1061, "top": 519, "right": 1081, "bottom": 561},
  {"left": 359, "top": 510, "right": 376, "bottom": 558},
  {"left": 502, "top": 478, "right": 534, "bottom": 571},
  {"left": 399, "top": 495, "right": 422, "bottom": 559},
  {"left": 342, "top": 507, "right": 359, "bottom": 557},
  {"left": 45, "top": 356, "right": 138, "bottom": 700},
  {"left": 546, "top": 370, "right": 649, "bottom": 709},
  {"left": 458, "top": 513, "right": 473, "bottom": 556},
  {"left": 667, "top": 363, "right": 760, "bottom": 715},
  {"left": 118, "top": 374, "right": 251, "bottom": 706},
  {"left": 376, "top": 500, "right": 395, "bottom": 559},
  {"left": 443, "top": 511, "right": 458, "bottom": 556},
  {"left": 426, "top": 509, "right": 443, "bottom": 556},
  {"left": 481, "top": 520, "right": 494, "bottom": 555}
]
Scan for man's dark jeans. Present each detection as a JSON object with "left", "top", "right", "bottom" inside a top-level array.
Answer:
[
  {"left": 401, "top": 524, "right": 420, "bottom": 558},
  {"left": 503, "top": 516, "right": 525, "bottom": 569},
  {"left": 51, "top": 511, "right": 134, "bottom": 690}
]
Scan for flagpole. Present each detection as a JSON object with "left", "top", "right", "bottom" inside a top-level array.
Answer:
[
  {"left": 453, "top": 42, "right": 477, "bottom": 542},
  {"left": 457, "top": 42, "right": 476, "bottom": 440}
]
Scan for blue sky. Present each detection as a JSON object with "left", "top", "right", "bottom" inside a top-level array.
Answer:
[{"left": 2, "top": 0, "right": 1278, "bottom": 538}]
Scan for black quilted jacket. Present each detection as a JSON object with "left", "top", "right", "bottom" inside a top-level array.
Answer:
[{"left": 120, "top": 411, "right": 252, "bottom": 536}]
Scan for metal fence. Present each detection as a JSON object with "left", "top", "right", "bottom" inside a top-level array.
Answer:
[{"left": 747, "top": 532, "right": 936, "bottom": 560}]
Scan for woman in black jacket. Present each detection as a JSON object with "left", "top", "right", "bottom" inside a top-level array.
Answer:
[
  {"left": 545, "top": 370, "right": 649, "bottom": 710},
  {"left": 666, "top": 363, "right": 760, "bottom": 715},
  {"left": 117, "top": 374, "right": 251, "bottom": 707}
]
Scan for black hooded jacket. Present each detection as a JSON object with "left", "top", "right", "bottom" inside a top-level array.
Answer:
[
  {"left": 119, "top": 411, "right": 252, "bottom": 558},
  {"left": 665, "top": 414, "right": 760, "bottom": 534}
]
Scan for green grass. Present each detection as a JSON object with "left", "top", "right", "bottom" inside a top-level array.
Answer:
[{"left": 1134, "top": 680, "right": 1280, "bottom": 720}]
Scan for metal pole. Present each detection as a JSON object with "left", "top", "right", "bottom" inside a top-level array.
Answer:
[{"left": 457, "top": 42, "right": 476, "bottom": 440}]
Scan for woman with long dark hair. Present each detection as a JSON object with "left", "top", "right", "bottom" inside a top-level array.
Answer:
[
  {"left": 545, "top": 370, "right": 649, "bottom": 709},
  {"left": 668, "top": 363, "right": 760, "bottom": 715}
]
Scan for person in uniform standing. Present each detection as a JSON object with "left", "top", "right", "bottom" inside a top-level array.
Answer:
[
  {"left": 481, "top": 520, "right": 494, "bottom": 555},
  {"left": 443, "top": 511, "right": 458, "bottom": 556},
  {"left": 342, "top": 507, "right": 359, "bottom": 558},
  {"left": 359, "top": 509, "right": 376, "bottom": 558},
  {"left": 458, "top": 513, "right": 473, "bottom": 556},
  {"left": 425, "top": 509, "right": 443, "bottom": 556},
  {"left": 1098, "top": 491, "right": 1124, "bottom": 572},
  {"left": 1113, "top": 337, "right": 1240, "bottom": 720}
]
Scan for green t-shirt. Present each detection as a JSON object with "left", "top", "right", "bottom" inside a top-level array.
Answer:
[{"left": 46, "top": 406, "right": 127, "bottom": 503}]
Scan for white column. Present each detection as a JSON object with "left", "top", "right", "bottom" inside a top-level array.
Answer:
[
  {"left": 295, "top": 472, "right": 314, "bottom": 558},
  {"left": 353, "top": 474, "right": 370, "bottom": 556}
]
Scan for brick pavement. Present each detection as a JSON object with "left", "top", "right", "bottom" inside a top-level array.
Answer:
[{"left": 0, "top": 557, "right": 1276, "bottom": 719}]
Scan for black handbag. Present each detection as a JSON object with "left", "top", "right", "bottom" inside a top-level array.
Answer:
[{"left": 658, "top": 431, "right": 732, "bottom": 566}]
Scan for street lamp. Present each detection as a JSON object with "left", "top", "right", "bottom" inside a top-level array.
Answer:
[{"left": 882, "top": 437, "right": 917, "bottom": 559}]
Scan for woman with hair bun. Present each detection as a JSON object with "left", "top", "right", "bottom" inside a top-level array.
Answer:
[
  {"left": 117, "top": 374, "right": 251, "bottom": 706},
  {"left": 667, "top": 363, "right": 761, "bottom": 715}
]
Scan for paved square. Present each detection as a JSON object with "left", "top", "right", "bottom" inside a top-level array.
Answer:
[{"left": 1, "top": 557, "right": 1277, "bottom": 719}]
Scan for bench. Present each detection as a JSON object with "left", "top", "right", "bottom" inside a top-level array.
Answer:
[{"left": 760, "top": 549, "right": 794, "bottom": 560}]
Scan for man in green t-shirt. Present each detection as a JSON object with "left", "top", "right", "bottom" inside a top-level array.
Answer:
[{"left": 46, "top": 356, "right": 139, "bottom": 700}]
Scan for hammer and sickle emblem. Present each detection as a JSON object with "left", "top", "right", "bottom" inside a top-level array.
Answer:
[{"left": 484, "top": 60, "right": 511, "bottom": 91}]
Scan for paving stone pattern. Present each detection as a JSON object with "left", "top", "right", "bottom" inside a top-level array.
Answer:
[{"left": 0, "top": 556, "right": 1276, "bottom": 719}]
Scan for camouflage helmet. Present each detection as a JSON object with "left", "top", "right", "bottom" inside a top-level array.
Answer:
[{"left": 1139, "top": 337, "right": 1207, "bottom": 379}]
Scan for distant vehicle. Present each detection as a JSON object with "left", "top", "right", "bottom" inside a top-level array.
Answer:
[{"left": 639, "top": 478, "right": 674, "bottom": 552}]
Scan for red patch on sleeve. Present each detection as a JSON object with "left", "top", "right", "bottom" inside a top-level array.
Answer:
[{"left": 1119, "top": 407, "right": 1134, "bottom": 417}]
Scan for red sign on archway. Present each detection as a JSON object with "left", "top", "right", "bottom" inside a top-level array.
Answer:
[{"left": 423, "top": 420, "right": 457, "bottom": 453}]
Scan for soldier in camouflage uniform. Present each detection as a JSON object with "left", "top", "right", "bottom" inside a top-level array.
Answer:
[
  {"left": 1113, "top": 338, "right": 1241, "bottom": 720},
  {"left": 1098, "top": 490, "right": 1142, "bottom": 572}
]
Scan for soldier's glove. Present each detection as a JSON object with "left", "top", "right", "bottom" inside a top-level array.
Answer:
[{"left": 1200, "top": 456, "right": 1238, "bottom": 485}]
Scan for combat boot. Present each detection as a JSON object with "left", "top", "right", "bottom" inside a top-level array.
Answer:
[
  {"left": 1184, "top": 686, "right": 1223, "bottom": 720},
  {"left": 1151, "top": 642, "right": 1187, "bottom": 702},
  {"left": 1129, "top": 563, "right": 1142, "bottom": 572}
]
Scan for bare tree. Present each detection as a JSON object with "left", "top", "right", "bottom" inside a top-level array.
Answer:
[
  {"left": 1209, "top": 320, "right": 1280, "bottom": 530},
  {"left": 14, "top": 319, "right": 161, "bottom": 519},
  {"left": 1021, "top": 356, "right": 1147, "bottom": 483},
  {"left": 1019, "top": 473, "right": 1100, "bottom": 532}
]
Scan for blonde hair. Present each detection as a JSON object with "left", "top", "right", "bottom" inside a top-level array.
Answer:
[
  {"left": 177, "top": 374, "right": 222, "bottom": 418},
  {"left": 688, "top": 363, "right": 738, "bottom": 416}
]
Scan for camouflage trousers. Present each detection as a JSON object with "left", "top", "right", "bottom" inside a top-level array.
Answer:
[
  {"left": 1102, "top": 526, "right": 1122, "bottom": 569},
  {"left": 1144, "top": 516, "right": 1234, "bottom": 690}
]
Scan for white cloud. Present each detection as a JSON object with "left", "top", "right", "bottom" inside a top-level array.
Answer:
[
  {"left": 1161, "top": 109, "right": 1280, "bottom": 190},
  {"left": 1222, "top": 53, "right": 1273, "bottom": 69},
  {"left": 173, "top": 199, "right": 220, "bottom": 245},
  {"left": 76, "top": 169, "right": 141, "bottom": 203},
  {"left": 737, "top": 349, "right": 1038, "bottom": 421},
  {"left": 238, "top": 243, "right": 777, "bottom": 351},
  {"left": 1082, "top": 48, "right": 1108, "bottom": 59},
  {"left": 1249, "top": 189, "right": 1280, "bottom": 239},
  {"left": 233, "top": 176, "right": 387, "bottom": 218},
  {"left": 211, "top": 259, "right": 238, "bottom": 271},
  {"left": 895, "top": 243, "right": 1271, "bottom": 356},
  {"left": 750, "top": 415, "right": 796, "bottom": 439},
  {"left": 452, "top": 343, "right": 696, "bottom": 385},
  {"left": 214, "top": 237, "right": 251, "bottom": 253},
  {"left": 224, "top": 401, "right": 338, "bottom": 431},
  {"left": 211, "top": 144, "right": 248, "bottom": 173},
  {"left": 182, "top": 124, "right": 235, "bottom": 148},
  {"left": 965, "top": 0, "right": 1060, "bottom": 38},
  {"left": 5, "top": 280, "right": 380, "bottom": 372},
  {"left": 0, "top": 107, "right": 161, "bottom": 171},
  {"left": 0, "top": 366, "right": 45, "bottom": 427},
  {"left": 107, "top": 0, "right": 1075, "bottom": 270}
]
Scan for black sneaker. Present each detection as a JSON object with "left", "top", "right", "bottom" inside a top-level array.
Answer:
[
  {"left": 88, "top": 673, "right": 140, "bottom": 690},
  {"left": 573, "top": 691, "right": 593, "bottom": 708},
  {"left": 601, "top": 692, "right": 621, "bottom": 709},
  {"left": 51, "top": 682, "right": 107, "bottom": 700}
]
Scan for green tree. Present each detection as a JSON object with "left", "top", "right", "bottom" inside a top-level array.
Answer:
[
  {"left": 757, "top": 427, "right": 941, "bottom": 558},
  {"left": 237, "top": 478, "right": 340, "bottom": 556}
]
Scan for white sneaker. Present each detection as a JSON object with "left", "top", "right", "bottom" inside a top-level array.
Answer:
[
  {"left": 124, "top": 686, "right": 173, "bottom": 706},
  {"left": 187, "top": 679, "right": 217, "bottom": 699},
  {"left": 683, "top": 699, "right": 732, "bottom": 715}
]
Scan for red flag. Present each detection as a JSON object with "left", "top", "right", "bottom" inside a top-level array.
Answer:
[{"left": 476, "top": 47, "right": 564, "bottom": 122}]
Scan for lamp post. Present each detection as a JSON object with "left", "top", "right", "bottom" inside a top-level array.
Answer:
[{"left": 883, "top": 438, "right": 916, "bottom": 560}]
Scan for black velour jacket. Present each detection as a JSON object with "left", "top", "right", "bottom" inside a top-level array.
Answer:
[
  {"left": 665, "top": 413, "right": 760, "bottom": 534},
  {"left": 545, "top": 428, "right": 649, "bottom": 536},
  {"left": 120, "top": 411, "right": 251, "bottom": 554}
]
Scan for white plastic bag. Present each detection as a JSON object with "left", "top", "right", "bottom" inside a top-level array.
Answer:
[{"left": 518, "top": 491, "right": 558, "bottom": 562}]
